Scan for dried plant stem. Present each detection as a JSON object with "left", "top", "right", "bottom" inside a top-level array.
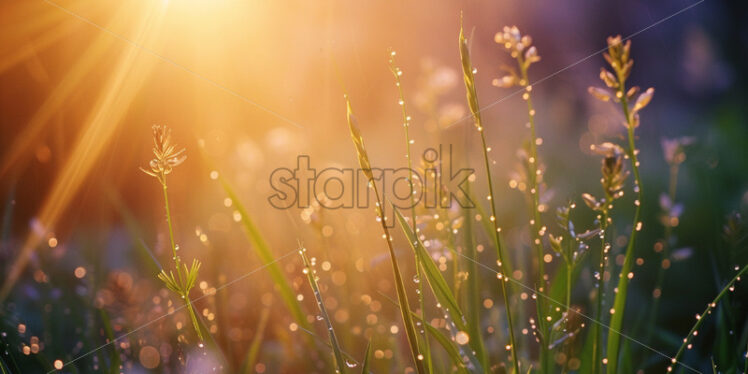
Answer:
[
  {"left": 606, "top": 85, "right": 642, "bottom": 374},
  {"left": 671, "top": 263, "right": 748, "bottom": 372},
  {"left": 390, "top": 53, "right": 432, "bottom": 373}
]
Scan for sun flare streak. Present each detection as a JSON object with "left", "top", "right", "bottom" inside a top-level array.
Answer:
[{"left": 0, "top": 2, "right": 168, "bottom": 301}]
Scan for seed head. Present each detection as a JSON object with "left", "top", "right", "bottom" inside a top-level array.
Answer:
[
  {"left": 591, "top": 142, "right": 628, "bottom": 198},
  {"left": 493, "top": 26, "right": 540, "bottom": 88},
  {"left": 459, "top": 23, "right": 482, "bottom": 127},
  {"left": 590, "top": 36, "right": 655, "bottom": 127},
  {"left": 345, "top": 97, "right": 373, "bottom": 181},
  {"left": 603, "top": 35, "right": 633, "bottom": 81},
  {"left": 141, "top": 125, "right": 186, "bottom": 184}
]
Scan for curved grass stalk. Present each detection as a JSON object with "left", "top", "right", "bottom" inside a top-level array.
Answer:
[
  {"left": 394, "top": 208, "right": 484, "bottom": 372},
  {"left": 382, "top": 291, "right": 477, "bottom": 374},
  {"left": 345, "top": 97, "right": 426, "bottom": 374},
  {"left": 670, "top": 263, "right": 748, "bottom": 372},
  {"left": 459, "top": 22, "right": 519, "bottom": 373},
  {"left": 217, "top": 176, "right": 310, "bottom": 329},
  {"left": 299, "top": 246, "right": 346, "bottom": 373},
  {"left": 389, "top": 51, "right": 432, "bottom": 373}
]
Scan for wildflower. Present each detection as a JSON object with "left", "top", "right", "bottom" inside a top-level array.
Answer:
[
  {"left": 661, "top": 136, "right": 695, "bottom": 165},
  {"left": 591, "top": 142, "right": 629, "bottom": 198},
  {"left": 492, "top": 26, "right": 540, "bottom": 87},
  {"left": 659, "top": 194, "right": 684, "bottom": 227},
  {"left": 493, "top": 26, "right": 548, "bottom": 297},
  {"left": 581, "top": 193, "right": 600, "bottom": 211},
  {"left": 588, "top": 87, "right": 613, "bottom": 102},
  {"left": 589, "top": 36, "right": 655, "bottom": 129},
  {"left": 632, "top": 87, "right": 654, "bottom": 114}
]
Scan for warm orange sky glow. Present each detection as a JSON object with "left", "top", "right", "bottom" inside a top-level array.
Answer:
[{"left": 1, "top": 1, "right": 744, "bottom": 373}]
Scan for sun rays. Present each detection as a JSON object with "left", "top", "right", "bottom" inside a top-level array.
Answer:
[{"left": 0, "top": 1, "right": 168, "bottom": 300}]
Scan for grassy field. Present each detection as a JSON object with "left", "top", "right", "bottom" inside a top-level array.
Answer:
[{"left": 1, "top": 2, "right": 748, "bottom": 373}]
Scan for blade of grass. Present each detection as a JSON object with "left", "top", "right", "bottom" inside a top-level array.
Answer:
[
  {"left": 297, "top": 325, "right": 369, "bottom": 373},
  {"left": 0, "top": 356, "right": 8, "bottom": 374},
  {"left": 217, "top": 176, "right": 310, "bottom": 331},
  {"left": 459, "top": 20, "right": 520, "bottom": 373},
  {"left": 98, "top": 309, "right": 122, "bottom": 373},
  {"left": 620, "top": 340, "right": 633, "bottom": 373},
  {"left": 422, "top": 322, "right": 471, "bottom": 374},
  {"left": 711, "top": 357, "right": 717, "bottom": 374},
  {"left": 394, "top": 208, "right": 466, "bottom": 332},
  {"left": 299, "top": 246, "right": 346, "bottom": 373},
  {"left": 241, "top": 308, "right": 270, "bottom": 374},
  {"left": 345, "top": 96, "right": 425, "bottom": 374},
  {"left": 360, "top": 340, "right": 372, "bottom": 374},
  {"left": 191, "top": 302, "right": 230, "bottom": 367},
  {"left": 105, "top": 188, "right": 162, "bottom": 274},
  {"left": 381, "top": 292, "right": 473, "bottom": 374},
  {"left": 389, "top": 49, "right": 433, "bottom": 374},
  {"left": 462, "top": 183, "right": 489, "bottom": 372},
  {"left": 394, "top": 206, "right": 486, "bottom": 370}
]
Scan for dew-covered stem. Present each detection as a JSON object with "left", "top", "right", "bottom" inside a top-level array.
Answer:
[
  {"left": 591, "top": 194, "right": 610, "bottom": 374},
  {"left": 518, "top": 62, "right": 546, "bottom": 294},
  {"left": 459, "top": 23, "right": 520, "bottom": 373},
  {"left": 345, "top": 97, "right": 426, "bottom": 374},
  {"left": 142, "top": 125, "right": 203, "bottom": 342},
  {"left": 389, "top": 51, "right": 433, "bottom": 373},
  {"left": 670, "top": 263, "right": 748, "bottom": 372},
  {"left": 299, "top": 247, "right": 346, "bottom": 373},
  {"left": 606, "top": 72, "right": 643, "bottom": 374},
  {"left": 162, "top": 183, "right": 183, "bottom": 283}
]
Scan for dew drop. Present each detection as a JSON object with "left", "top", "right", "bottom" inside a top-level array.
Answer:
[{"left": 455, "top": 331, "right": 470, "bottom": 345}]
